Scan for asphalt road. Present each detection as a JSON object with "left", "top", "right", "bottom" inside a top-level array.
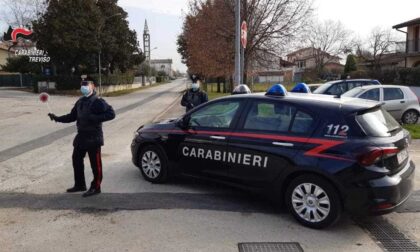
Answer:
[{"left": 0, "top": 80, "right": 419, "bottom": 252}]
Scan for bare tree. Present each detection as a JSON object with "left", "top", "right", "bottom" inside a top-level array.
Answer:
[
  {"left": 1, "top": 0, "right": 46, "bottom": 28},
  {"left": 178, "top": 0, "right": 313, "bottom": 85},
  {"left": 367, "top": 27, "right": 395, "bottom": 71},
  {"left": 353, "top": 37, "right": 370, "bottom": 59},
  {"left": 305, "top": 20, "right": 354, "bottom": 74}
]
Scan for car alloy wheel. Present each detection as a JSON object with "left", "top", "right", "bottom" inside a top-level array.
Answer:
[
  {"left": 141, "top": 150, "right": 161, "bottom": 179},
  {"left": 402, "top": 110, "right": 419, "bottom": 124},
  {"left": 285, "top": 175, "right": 341, "bottom": 229},
  {"left": 291, "top": 183, "right": 330, "bottom": 223}
]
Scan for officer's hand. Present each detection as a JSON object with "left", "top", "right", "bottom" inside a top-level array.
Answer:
[
  {"left": 189, "top": 103, "right": 194, "bottom": 109},
  {"left": 48, "top": 113, "right": 58, "bottom": 121}
]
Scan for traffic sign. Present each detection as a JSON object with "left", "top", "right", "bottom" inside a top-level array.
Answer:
[{"left": 241, "top": 21, "right": 247, "bottom": 49}]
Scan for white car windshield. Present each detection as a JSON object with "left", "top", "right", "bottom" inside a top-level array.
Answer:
[{"left": 342, "top": 87, "right": 365, "bottom": 97}]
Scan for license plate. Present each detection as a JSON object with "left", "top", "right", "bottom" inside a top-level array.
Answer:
[{"left": 397, "top": 149, "right": 408, "bottom": 164}]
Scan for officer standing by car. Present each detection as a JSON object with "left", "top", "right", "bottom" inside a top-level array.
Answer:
[
  {"left": 181, "top": 77, "right": 208, "bottom": 112},
  {"left": 48, "top": 77, "right": 115, "bottom": 197}
]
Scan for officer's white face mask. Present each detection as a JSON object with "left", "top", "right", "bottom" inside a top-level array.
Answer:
[
  {"left": 191, "top": 83, "right": 199, "bottom": 91},
  {"left": 81, "top": 85, "right": 91, "bottom": 97}
]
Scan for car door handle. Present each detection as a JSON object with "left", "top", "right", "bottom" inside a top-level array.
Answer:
[
  {"left": 210, "top": 136, "right": 226, "bottom": 140},
  {"left": 400, "top": 101, "right": 405, "bottom": 103},
  {"left": 273, "top": 142, "right": 294, "bottom": 147}
]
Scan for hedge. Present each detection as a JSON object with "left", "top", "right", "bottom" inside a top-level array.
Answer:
[
  {"left": 348, "top": 67, "right": 420, "bottom": 86},
  {"left": 397, "top": 68, "right": 420, "bottom": 86},
  {"left": 90, "top": 72, "right": 135, "bottom": 86},
  {"left": 34, "top": 72, "right": 135, "bottom": 90}
]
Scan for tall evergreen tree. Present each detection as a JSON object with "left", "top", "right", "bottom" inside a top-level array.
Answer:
[
  {"left": 32, "top": 0, "right": 142, "bottom": 75},
  {"left": 344, "top": 54, "right": 357, "bottom": 75}
]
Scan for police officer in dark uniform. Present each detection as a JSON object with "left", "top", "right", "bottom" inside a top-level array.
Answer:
[
  {"left": 48, "top": 78, "right": 115, "bottom": 197},
  {"left": 181, "top": 76, "right": 208, "bottom": 112}
]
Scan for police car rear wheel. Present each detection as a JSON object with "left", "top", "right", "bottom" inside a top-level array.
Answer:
[
  {"left": 139, "top": 145, "right": 168, "bottom": 183},
  {"left": 286, "top": 175, "right": 341, "bottom": 229}
]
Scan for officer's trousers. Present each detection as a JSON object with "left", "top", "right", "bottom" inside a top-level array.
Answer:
[{"left": 71, "top": 146, "right": 103, "bottom": 190}]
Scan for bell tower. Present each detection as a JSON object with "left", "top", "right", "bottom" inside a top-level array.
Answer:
[{"left": 143, "top": 19, "right": 150, "bottom": 63}]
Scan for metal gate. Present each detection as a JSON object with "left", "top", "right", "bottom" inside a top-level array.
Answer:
[{"left": 0, "top": 74, "right": 34, "bottom": 87}]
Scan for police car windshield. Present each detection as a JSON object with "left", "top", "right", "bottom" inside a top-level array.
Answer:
[{"left": 356, "top": 108, "right": 401, "bottom": 137}]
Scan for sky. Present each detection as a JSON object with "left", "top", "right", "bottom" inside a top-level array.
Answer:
[
  {"left": 119, "top": 0, "right": 189, "bottom": 72},
  {"left": 119, "top": 0, "right": 420, "bottom": 72},
  {"left": 1, "top": 0, "right": 420, "bottom": 72}
]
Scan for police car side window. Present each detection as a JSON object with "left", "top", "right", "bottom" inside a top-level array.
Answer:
[
  {"left": 243, "top": 101, "right": 296, "bottom": 132},
  {"left": 189, "top": 100, "right": 240, "bottom": 128}
]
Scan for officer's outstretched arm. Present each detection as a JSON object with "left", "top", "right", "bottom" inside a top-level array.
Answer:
[{"left": 55, "top": 104, "right": 78, "bottom": 123}]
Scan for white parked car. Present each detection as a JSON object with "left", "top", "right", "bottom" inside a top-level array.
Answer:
[{"left": 342, "top": 85, "right": 420, "bottom": 124}]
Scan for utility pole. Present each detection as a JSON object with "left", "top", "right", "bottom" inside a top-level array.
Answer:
[
  {"left": 234, "top": 0, "right": 241, "bottom": 87},
  {"left": 98, "top": 50, "right": 101, "bottom": 94}
]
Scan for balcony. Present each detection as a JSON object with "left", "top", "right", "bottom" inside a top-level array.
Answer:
[{"left": 395, "top": 40, "right": 420, "bottom": 54}]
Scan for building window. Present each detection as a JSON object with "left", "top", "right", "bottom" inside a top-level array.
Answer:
[{"left": 297, "top": 61, "right": 306, "bottom": 68}]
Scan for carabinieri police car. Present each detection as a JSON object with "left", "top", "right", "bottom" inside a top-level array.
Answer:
[{"left": 131, "top": 84, "right": 415, "bottom": 229}]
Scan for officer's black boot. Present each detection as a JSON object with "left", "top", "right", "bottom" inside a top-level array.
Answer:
[
  {"left": 82, "top": 187, "right": 101, "bottom": 197},
  {"left": 66, "top": 186, "right": 87, "bottom": 193}
]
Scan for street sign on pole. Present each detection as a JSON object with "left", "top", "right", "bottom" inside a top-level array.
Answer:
[{"left": 241, "top": 21, "right": 247, "bottom": 49}]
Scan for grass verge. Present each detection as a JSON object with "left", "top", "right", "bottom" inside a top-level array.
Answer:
[
  {"left": 403, "top": 124, "right": 420, "bottom": 139},
  {"left": 208, "top": 92, "right": 230, "bottom": 100}
]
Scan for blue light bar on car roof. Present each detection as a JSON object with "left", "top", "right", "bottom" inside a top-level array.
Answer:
[
  {"left": 291, "top": 83, "right": 311, "bottom": 93},
  {"left": 266, "top": 84, "right": 288, "bottom": 97}
]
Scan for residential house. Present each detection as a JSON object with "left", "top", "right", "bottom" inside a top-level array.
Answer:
[
  {"left": 253, "top": 55, "right": 295, "bottom": 85},
  {"left": 0, "top": 43, "right": 14, "bottom": 70},
  {"left": 286, "top": 47, "right": 343, "bottom": 81},
  {"left": 150, "top": 59, "right": 174, "bottom": 78},
  {"left": 393, "top": 17, "right": 420, "bottom": 68}
]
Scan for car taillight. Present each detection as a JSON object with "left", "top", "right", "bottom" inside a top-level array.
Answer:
[
  {"left": 370, "top": 203, "right": 395, "bottom": 212},
  {"left": 358, "top": 147, "right": 399, "bottom": 166}
]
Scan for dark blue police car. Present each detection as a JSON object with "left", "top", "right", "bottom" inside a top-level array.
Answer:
[{"left": 131, "top": 84, "right": 415, "bottom": 229}]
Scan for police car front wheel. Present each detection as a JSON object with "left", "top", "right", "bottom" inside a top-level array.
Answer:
[
  {"left": 285, "top": 175, "right": 342, "bottom": 229},
  {"left": 139, "top": 145, "right": 168, "bottom": 183}
]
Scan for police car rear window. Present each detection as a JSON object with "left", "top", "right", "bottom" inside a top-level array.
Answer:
[
  {"left": 291, "top": 111, "right": 314, "bottom": 134},
  {"left": 356, "top": 107, "right": 401, "bottom": 137}
]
